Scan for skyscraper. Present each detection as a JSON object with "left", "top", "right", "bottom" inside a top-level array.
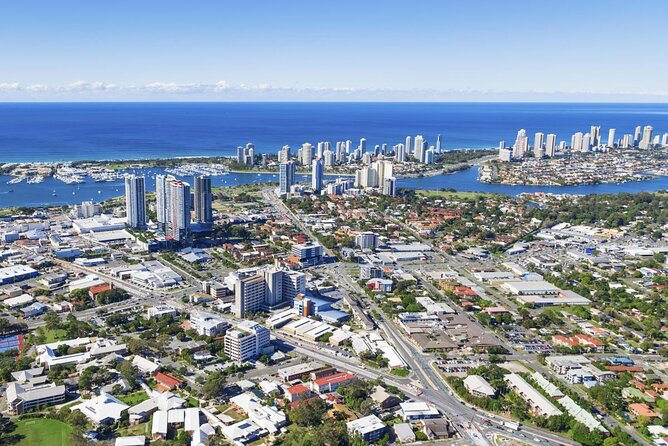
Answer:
[
  {"left": 234, "top": 274, "right": 266, "bottom": 318},
  {"left": 634, "top": 126, "right": 642, "bottom": 146},
  {"left": 277, "top": 145, "right": 291, "bottom": 163},
  {"left": 124, "top": 174, "right": 146, "bottom": 229},
  {"left": 383, "top": 177, "right": 397, "bottom": 196},
  {"left": 166, "top": 179, "right": 191, "bottom": 242},
  {"left": 436, "top": 134, "right": 442, "bottom": 152},
  {"left": 301, "top": 143, "right": 313, "bottom": 166},
  {"left": 590, "top": 126, "right": 600, "bottom": 147},
  {"left": 533, "top": 132, "right": 544, "bottom": 158},
  {"left": 607, "top": 128, "right": 616, "bottom": 148},
  {"left": 571, "top": 132, "right": 583, "bottom": 152},
  {"left": 414, "top": 135, "right": 425, "bottom": 162},
  {"left": 512, "top": 129, "right": 528, "bottom": 159},
  {"left": 155, "top": 174, "right": 169, "bottom": 232},
  {"left": 405, "top": 136, "right": 412, "bottom": 156},
  {"left": 193, "top": 176, "right": 213, "bottom": 224},
  {"left": 545, "top": 134, "right": 557, "bottom": 157},
  {"left": 311, "top": 158, "right": 323, "bottom": 193},
  {"left": 582, "top": 133, "right": 591, "bottom": 152},
  {"left": 279, "top": 161, "right": 296, "bottom": 195},
  {"left": 640, "top": 125, "right": 654, "bottom": 149},
  {"left": 359, "top": 138, "right": 367, "bottom": 153}
]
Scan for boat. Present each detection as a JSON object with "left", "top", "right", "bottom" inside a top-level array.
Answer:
[{"left": 7, "top": 176, "right": 25, "bottom": 185}]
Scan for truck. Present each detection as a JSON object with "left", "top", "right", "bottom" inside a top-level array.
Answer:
[{"left": 503, "top": 421, "right": 521, "bottom": 431}]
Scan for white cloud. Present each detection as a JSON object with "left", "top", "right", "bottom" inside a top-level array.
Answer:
[{"left": 0, "top": 80, "right": 667, "bottom": 102}]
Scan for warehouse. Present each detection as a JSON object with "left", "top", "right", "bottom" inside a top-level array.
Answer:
[
  {"left": 0, "top": 265, "right": 39, "bottom": 285},
  {"left": 502, "top": 280, "right": 560, "bottom": 295}
]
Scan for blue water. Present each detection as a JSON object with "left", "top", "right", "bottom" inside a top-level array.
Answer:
[
  {"left": 2, "top": 167, "right": 668, "bottom": 208},
  {"left": 1, "top": 102, "right": 668, "bottom": 162},
  {"left": 2, "top": 102, "right": 668, "bottom": 208}
]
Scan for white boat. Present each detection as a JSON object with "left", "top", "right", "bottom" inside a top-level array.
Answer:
[{"left": 7, "top": 176, "right": 25, "bottom": 184}]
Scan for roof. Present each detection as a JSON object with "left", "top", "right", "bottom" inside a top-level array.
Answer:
[
  {"left": 287, "top": 384, "right": 310, "bottom": 395},
  {"left": 394, "top": 423, "right": 416, "bottom": 442},
  {"left": 115, "top": 437, "right": 146, "bottom": 446},
  {"left": 72, "top": 392, "right": 129, "bottom": 423},
  {"left": 347, "top": 414, "right": 385, "bottom": 436},
  {"left": 463, "top": 375, "right": 496, "bottom": 396},
  {"left": 132, "top": 355, "right": 160, "bottom": 374},
  {"left": 504, "top": 373, "right": 562, "bottom": 417},
  {"left": 155, "top": 372, "right": 182, "bottom": 388},
  {"left": 313, "top": 372, "right": 355, "bottom": 386},
  {"left": 629, "top": 403, "right": 659, "bottom": 418},
  {"left": 89, "top": 283, "right": 112, "bottom": 295},
  {"left": 152, "top": 410, "right": 168, "bottom": 435}
]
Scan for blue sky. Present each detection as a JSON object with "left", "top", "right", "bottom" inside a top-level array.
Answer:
[{"left": 1, "top": 0, "right": 667, "bottom": 101}]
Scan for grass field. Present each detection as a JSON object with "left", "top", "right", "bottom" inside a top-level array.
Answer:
[
  {"left": 118, "top": 390, "right": 149, "bottom": 406},
  {"left": 416, "top": 189, "right": 495, "bottom": 200},
  {"left": 14, "top": 418, "right": 72, "bottom": 446},
  {"left": 36, "top": 327, "right": 68, "bottom": 343}
]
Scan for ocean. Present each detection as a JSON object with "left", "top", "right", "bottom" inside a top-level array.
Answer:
[{"left": 1, "top": 102, "right": 668, "bottom": 163}]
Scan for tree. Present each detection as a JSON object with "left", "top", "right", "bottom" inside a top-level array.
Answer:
[
  {"left": 288, "top": 397, "right": 328, "bottom": 427},
  {"left": 118, "top": 361, "right": 139, "bottom": 389},
  {"left": 202, "top": 372, "right": 227, "bottom": 399},
  {"left": 44, "top": 311, "right": 61, "bottom": 330}
]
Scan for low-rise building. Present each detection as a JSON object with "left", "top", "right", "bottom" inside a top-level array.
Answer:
[
  {"left": 463, "top": 375, "right": 496, "bottom": 398},
  {"left": 346, "top": 415, "right": 386, "bottom": 442},
  {"left": 399, "top": 402, "right": 440, "bottom": 421},
  {"left": 5, "top": 382, "right": 66, "bottom": 415},
  {"left": 311, "top": 372, "right": 356, "bottom": 394}
]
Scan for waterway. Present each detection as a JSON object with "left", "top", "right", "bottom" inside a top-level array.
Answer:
[{"left": 2, "top": 167, "right": 668, "bottom": 209}]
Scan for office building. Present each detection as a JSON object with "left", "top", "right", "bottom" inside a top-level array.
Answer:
[
  {"left": 607, "top": 128, "right": 616, "bottom": 148},
  {"left": 124, "top": 175, "right": 146, "bottom": 229},
  {"left": 311, "top": 158, "right": 323, "bottom": 193},
  {"left": 263, "top": 268, "right": 284, "bottom": 308},
  {"left": 282, "top": 270, "right": 306, "bottom": 303},
  {"left": 193, "top": 176, "right": 213, "bottom": 224},
  {"left": 279, "top": 161, "right": 296, "bottom": 195},
  {"left": 291, "top": 242, "right": 324, "bottom": 267},
  {"left": 224, "top": 321, "right": 270, "bottom": 362},
  {"left": 235, "top": 274, "right": 266, "bottom": 318}
]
